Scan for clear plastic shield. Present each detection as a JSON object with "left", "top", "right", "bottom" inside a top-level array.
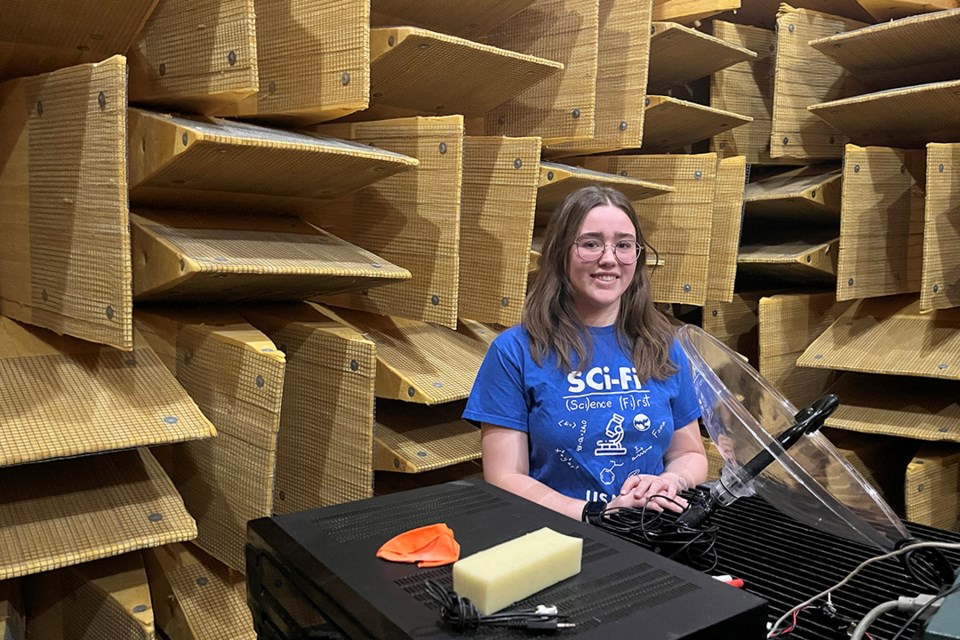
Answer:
[{"left": 677, "top": 324, "right": 909, "bottom": 550}]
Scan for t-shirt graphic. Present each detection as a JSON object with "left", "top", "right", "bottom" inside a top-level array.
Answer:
[{"left": 464, "top": 324, "right": 700, "bottom": 502}]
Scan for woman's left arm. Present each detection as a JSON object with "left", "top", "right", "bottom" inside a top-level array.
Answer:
[{"left": 660, "top": 419, "right": 708, "bottom": 491}]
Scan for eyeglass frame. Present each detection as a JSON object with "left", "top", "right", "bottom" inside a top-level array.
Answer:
[{"left": 572, "top": 237, "right": 645, "bottom": 265}]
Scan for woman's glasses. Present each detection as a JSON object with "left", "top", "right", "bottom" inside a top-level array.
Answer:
[{"left": 573, "top": 238, "right": 643, "bottom": 265}]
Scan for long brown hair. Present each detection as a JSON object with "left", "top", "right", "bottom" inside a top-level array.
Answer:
[{"left": 522, "top": 185, "right": 676, "bottom": 381}]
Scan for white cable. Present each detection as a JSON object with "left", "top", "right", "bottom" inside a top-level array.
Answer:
[
  {"left": 766, "top": 540, "right": 960, "bottom": 638},
  {"left": 850, "top": 600, "right": 900, "bottom": 640},
  {"left": 851, "top": 595, "right": 941, "bottom": 640}
]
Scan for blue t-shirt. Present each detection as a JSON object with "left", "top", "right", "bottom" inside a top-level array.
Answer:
[{"left": 463, "top": 324, "right": 700, "bottom": 503}]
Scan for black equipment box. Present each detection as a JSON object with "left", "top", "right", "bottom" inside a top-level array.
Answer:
[{"left": 246, "top": 478, "right": 768, "bottom": 639}]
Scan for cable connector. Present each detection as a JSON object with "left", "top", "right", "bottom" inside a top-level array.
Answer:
[
  {"left": 509, "top": 619, "right": 576, "bottom": 632},
  {"left": 897, "top": 593, "right": 942, "bottom": 613},
  {"left": 535, "top": 605, "right": 559, "bottom": 616},
  {"left": 713, "top": 574, "right": 745, "bottom": 588},
  {"left": 897, "top": 593, "right": 943, "bottom": 620}
]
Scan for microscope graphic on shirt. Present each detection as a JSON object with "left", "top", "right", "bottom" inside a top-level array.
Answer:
[{"left": 594, "top": 413, "right": 627, "bottom": 456}]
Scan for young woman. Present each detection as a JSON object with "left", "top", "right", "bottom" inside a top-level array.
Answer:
[{"left": 463, "top": 185, "right": 707, "bottom": 522}]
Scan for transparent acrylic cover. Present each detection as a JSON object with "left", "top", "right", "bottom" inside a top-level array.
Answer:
[{"left": 677, "top": 324, "right": 909, "bottom": 550}]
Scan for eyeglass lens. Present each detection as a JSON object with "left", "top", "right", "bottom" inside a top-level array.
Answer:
[{"left": 575, "top": 240, "right": 641, "bottom": 264}]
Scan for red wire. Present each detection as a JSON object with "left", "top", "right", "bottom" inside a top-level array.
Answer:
[{"left": 773, "top": 607, "right": 804, "bottom": 636}]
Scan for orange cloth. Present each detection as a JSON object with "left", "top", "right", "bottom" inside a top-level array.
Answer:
[{"left": 376, "top": 523, "right": 461, "bottom": 568}]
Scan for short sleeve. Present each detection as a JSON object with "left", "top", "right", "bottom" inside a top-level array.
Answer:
[
  {"left": 462, "top": 332, "right": 530, "bottom": 432},
  {"left": 671, "top": 339, "right": 701, "bottom": 427}
]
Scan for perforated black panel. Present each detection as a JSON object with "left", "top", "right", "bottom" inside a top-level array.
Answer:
[{"left": 644, "top": 496, "right": 960, "bottom": 640}]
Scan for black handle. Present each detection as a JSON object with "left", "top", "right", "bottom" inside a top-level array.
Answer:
[{"left": 740, "top": 394, "right": 840, "bottom": 482}]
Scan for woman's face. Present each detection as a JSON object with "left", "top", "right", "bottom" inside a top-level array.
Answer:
[{"left": 566, "top": 204, "right": 638, "bottom": 326}]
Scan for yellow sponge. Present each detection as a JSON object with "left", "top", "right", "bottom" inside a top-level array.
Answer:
[{"left": 452, "top": 527, "right": 583, "bottom": 615}]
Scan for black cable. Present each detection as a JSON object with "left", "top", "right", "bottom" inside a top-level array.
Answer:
[
  {"left": 899, "top": 542, "right": 956, "bottom": 591},
  {"left": 591, "top": 494, "right": 719, "bottom": 572},
  {"left": 422, "top": 579, "right": 575, "bottom": 633},
  {"left": 888, "top": 581, "right": 960, "bottom": 640}
]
